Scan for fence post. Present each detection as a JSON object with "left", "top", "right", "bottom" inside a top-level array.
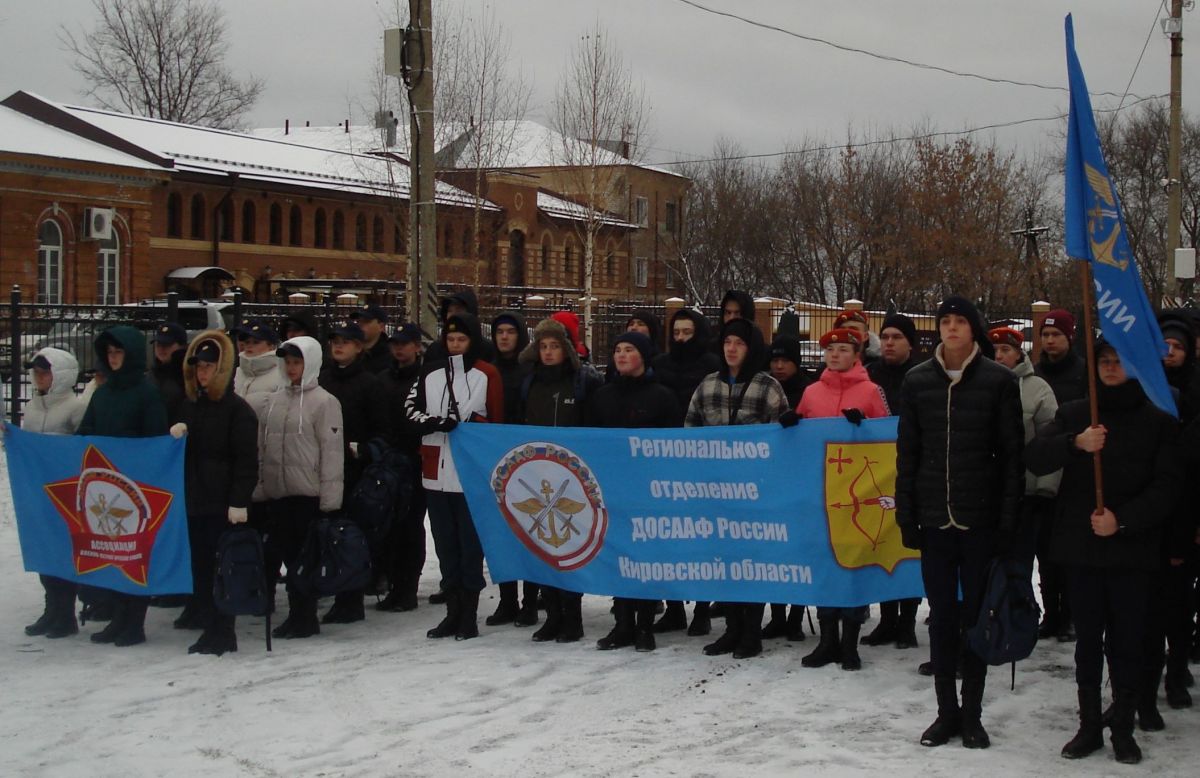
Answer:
[
  {"left": 1031, "top": 300, "right": 1050, "bottom": 364},
  {"left": 166, "top": 291, "right": 179, "bottom": 324},
  {"left": 232, "top": 289, "right": 243, "bottom": 329},
  {"left": 754, "top": 297, "right": 776, "bottom": 341},
  {"left": 9, "top": 285, "right": 20, "bottom": 424}
]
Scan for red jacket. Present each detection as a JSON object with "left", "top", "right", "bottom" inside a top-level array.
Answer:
[{"left": 797, "top": 361, "right": 890, "bottom": 420}]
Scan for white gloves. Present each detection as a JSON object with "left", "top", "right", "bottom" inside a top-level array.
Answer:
[
  {"left": 169, "top": 422, "right": 188, "bottom": 439},
  {"left": 228, "top": 506, "right": 248, "bottom": 524}
]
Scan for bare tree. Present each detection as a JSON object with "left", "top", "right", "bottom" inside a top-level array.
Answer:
[
  {"left": 550, "top": 21, "right": 650, "bottom": 347},
  {"left": 61, "top": 0, "right": 262, "bottom": 129}
]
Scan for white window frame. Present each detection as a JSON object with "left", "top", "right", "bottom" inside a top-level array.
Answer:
[
  {"left": 635, "top": 256, "right": 648, "bottom": 287},
  {"left": 634, "top": 196, "right": 649, "bottom": 227},
  {"left": 37, "top": 220, "right": 63, "bottom": 304},
  {"left": 665, "top": 263, "right": 677, "bottom": 288},
  {"left": 97, "top": 231, "right": 120, "bottom": 304}
]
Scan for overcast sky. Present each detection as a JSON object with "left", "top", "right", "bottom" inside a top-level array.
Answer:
[{"left": 1, "top": 0, "right": 1194, "bottom": 167}]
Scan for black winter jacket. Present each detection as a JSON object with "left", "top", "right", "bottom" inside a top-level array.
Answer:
[
  {"left": 490, "top": 310, "right": 531, "bottom": 424},
  {"left": 319, "top": 357, "right": 392, "bottom": 488},
  {"left": 867, "top": 355, "right": 918, "bottom": 413},
  {"left": 361, "top": 336, "right": 393, "bottom": 376},
  {"left": 652, "top": 309, "right": 722, "bottom": 425},
  {"left": 895, "top": 344, "right": 1024, "bottom": 533},
  {"left": 379, "top": 359, "right": 424, "bottom": 458},
  {"left": 588, "top": 372, "right": 680, "bottom": 430},
  {"left": 1036, "top": 349, "right": 1089, "bottom": 405},
  {"left": 1025, "top": 379, "right": 1180, "bottom": 571},
  {"left": 151, "top": 349, "right": 187, "bottom": 425}
]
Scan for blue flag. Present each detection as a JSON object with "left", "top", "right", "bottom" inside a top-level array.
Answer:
[
  {"left": 1064, "top": 14, "right": 1177, "bottom": 417},
  {"left": 449, "top": 418, "right": 924, "bottom": 607},
  {"left": 6, "top": 426, "right": 192, "bottom": 596}
]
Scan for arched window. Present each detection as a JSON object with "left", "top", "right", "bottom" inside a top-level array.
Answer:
[
  {"left": 289, "top": 205, "right": 302, "bottom": 246},
  {"left": 355, "top": 212, "right": 367, "bottom": 251},
  {"left": 540, "top": 235, "right": 551, "bottom": 272},
  {"left": 97, "top": 229, "right": 120, "bottom": 304},
  {"left": 314, "top": 208, "right": 327, "bottom": 248},
  {"left": 166, "top": 192, "right": 182, "bottom": 237},
  {"left": 269, "top": 202, "right": 282, "bottom": 245},
  {"left": 241, "top": 200, "right": 256, "bottom": 243},
  {"left": 36, "top": 220, "right": 63, "bottom": 304},
  {"left": 372, "top": 215, "right": 385, "bottom": 253},
  {"left": 189, "top": 193, "right": 205, "bottom": 239},
  {"left": 218, "top": 198, "right": 234, "bottom": 241},
  {"left": 332, "top": 210, "right": 345, "bottom": 249}
]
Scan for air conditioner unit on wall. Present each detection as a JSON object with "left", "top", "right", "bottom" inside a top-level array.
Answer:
[{"left": 83, "top": 207, "right": 114, "bottom": 240}]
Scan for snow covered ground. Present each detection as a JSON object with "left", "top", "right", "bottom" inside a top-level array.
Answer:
[{"left": 1, "top": 445, "right": 1195, "bottom": 777}]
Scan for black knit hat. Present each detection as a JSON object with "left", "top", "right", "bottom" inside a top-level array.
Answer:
[
  {"left": 880, "top": 313, "right": 917, "bottom": 347},
  {"left": 769, "top": 334, "right": 803, "bottom": 366},
  {"left": 936, "top": 296, "right": 993, "bottom": 359},
  {"left": 613, "top": 331, "right": 653, "bottom": 367},
  {"left": 722, "top": 317, "right": 755, "bottom": 346}
]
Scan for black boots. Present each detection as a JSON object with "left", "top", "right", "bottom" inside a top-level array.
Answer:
[
  {"left": 274, "top": 594, "right": 319, "bottom": 639},
  {"left": 840, "top": 621, "right": 862, "bottom": 671},
  {"left": 762, "top": 604, "right": 789, "bottom": 640},
  {"left": 894, "top": 599, "right": 919, "bottom": 648},
  {"left": 26, "top": 582, "right": 77, "bottom": 639},
  {"left": 556, "top": 592, "right": 584, "bottom": 643},
  {"left": 532, "top": 588, "right": 562, "bottom": 642},
  {"left": 91, "top": 598, "right": 147, "bottom": 646},
  {"left": 861, "top": 601, "right": 898, "bottom": 646},
  {"left": 654, "top": 600, "right": 688, "bottom": 633},
  {"left": 959, "top": 676, "right": 989, "bottom": 748},
  {"left": 486, "top": 581, "right": 520, "bottom": 626},
  {"left": 173, "top": 601, "right": 206, "bottom": 630},
  {"left": 786, "top": 606, "right": 807, "bottom": 641},
  {"left": 456, "top": 589, "right": 480, "bottom": 640},
  {"left": 189, "top": 614, "right": 238, "bottom": 656},
  {"left": 515, "top": 582, "right": 541, "bottom": 626},
  {"left": 1062, "top": 686, "right": 1104, "bottom": 759},
  {"left": 920, "top": 676, "right": 962, "bottom": 747},
  {"left": 427, "top": 588, "right": 461, "bottom": 639},
  {"left": 598, "top": 599, "right": 636, "bottom": 650},
  {"left": 1110, "top": 688, "right": 1143, "bottom": 764},
  {"left": 703, "top": 602, "right": 742, "bottom": 656},
  {"left": 376, "top": 588, "right": 418, "bottom": 612},
  {"left": 634, "top": 600, "right": 656, "bottom": 652},
  {"left": 322, "top": 591, "right": 366, "bottom": 624},
  {"left": 732, "top": 604, "right": 764, "bottom": 659},
  {"left": 801, "top": 618, "right": 841, "bottom": 667},
  {"left": 687, "top": 601, "right": 712, "bottom": 637}
]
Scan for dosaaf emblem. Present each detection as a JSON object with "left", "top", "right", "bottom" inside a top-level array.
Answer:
[
  {"left": 43, "top": 444, "right": 174, "bottom": 585},
  {"left": 491, "top": 442, "right": 607, "bottom": 571},
  {"left": 824, "top": 442, "right": 918, "bottom": 573}
]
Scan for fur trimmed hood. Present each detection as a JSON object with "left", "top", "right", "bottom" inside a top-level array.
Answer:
[
  {"left": 519, "top": 318, "right": 581, "bottom": 371},
  {"left": 183, "top": 329, "right": 236, "bottom": 401}
]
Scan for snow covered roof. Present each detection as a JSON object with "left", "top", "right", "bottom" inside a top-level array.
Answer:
[
  {"left": 0, "top": 102, "right": 165, "bottom": 171},
  {"left": 249, "top": 124, "right": 412, "bottom": 159},
  {"left": 439, "top": 120, "right": 687, "bottom": 179},
  {"left": 1, "top": 92, "right": 495, "bottom": 210},
  {"left": 537, "top": 191, "right": 638, "bottom": 229}
]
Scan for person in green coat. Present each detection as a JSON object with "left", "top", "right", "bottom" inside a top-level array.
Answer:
[{"left": 78, "top": 325, "right": 169, "bottom": 648}]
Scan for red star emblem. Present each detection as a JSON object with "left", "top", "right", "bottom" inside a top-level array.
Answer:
[{"left": 43, "top": 445, "right": 174, "bottom": 586}]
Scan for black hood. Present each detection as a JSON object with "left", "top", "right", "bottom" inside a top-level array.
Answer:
[
  {"left": 627, "top": 308, "right": 663, "bottom": 351},
  {"left": 720, "top": 290, "right": 756, "bottom": 322},
  {"left": 1158, "top": 310, "right": 1197, "bottom": 388},
  {"left": 442, "top": 312, "right": 485, "bottom": 369},
  {"left": 440, "top": 289, "right": 480, "bottom": 321},
  {"left": 490, "top": 310, "right": 529, "bottom": 359},
  {"left": 668, "top": 308, "right": 714, "bottom": 362},
  {"left": 282, "top": 310, "right": 321, "bottom": 340},
  {"left": 719, "top": 318, "right": 766, "bottom": 382}
]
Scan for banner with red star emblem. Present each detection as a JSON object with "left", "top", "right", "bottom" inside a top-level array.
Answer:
[{"left": 6, "top": 426, "right": 191, "bottom": 595}]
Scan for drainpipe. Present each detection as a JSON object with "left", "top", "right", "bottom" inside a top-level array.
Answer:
[{"left": 212, "top": 173, "right": 239, "bottom": 267}]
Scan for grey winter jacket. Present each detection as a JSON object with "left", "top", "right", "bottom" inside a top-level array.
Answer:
[
  {"left": 252, "top": 336, "right": 344, "bottom": 512},
  {"left": 1011, "top": 357, "right": 1061, "bottom": 498},
  {"left": 22, "top": 348, "right": 90, "bottom": 434}
]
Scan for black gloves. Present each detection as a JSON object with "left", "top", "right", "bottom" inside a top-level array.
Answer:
[
  {"left": 842, "top": 408, "right": 865, "bottom": 426},
  {"left": 779, "top": 410, "right": 801, "bottom": 428},
  {"left": 900, "top": 524, "right": 923, "bottom": 551},
  {"left": 435, "top": 417, "right": 459, "bottom": 433}
]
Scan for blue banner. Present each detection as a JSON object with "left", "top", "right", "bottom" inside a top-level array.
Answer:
[
  {"left": 1064, "top": 14, "right": 1177, "bottom": 417},
  {"left": 6, "top": 426, "right": 192, "bottom": 595},
  {"left": 451, "top": 418, "right": 923, "bottom": 607}
]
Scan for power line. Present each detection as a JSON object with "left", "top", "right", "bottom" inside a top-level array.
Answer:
[
  {"left": 644, "top": 92, "right": 1168, "bottom": 167},
  {"left": 1114, "top": 0, "right": 1166, "bottom": 114},
  {"left": 672, "top": 0, "right": 1155, "bottom": 102}
]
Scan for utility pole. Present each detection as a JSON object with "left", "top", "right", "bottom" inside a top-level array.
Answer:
[
  {"left": 402, "top": 0, "right": 438, "bottom": 337},
  {"left": 1165, "top": 0, "right": 1184, "bottom": 300},
  {"left": 1010, "top": 207, "right": 1049, "bottom": 300}
]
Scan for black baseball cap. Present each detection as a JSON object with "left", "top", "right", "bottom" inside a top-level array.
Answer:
[
  {"left": 350, "top": 304, "right": 389, "bottom": 324},
  {"left": 186, "top": 339, "right": 221, "bottom": 365},
  {"left": 233, "top": 318, "right": 280, "bottom": 344},
  {"left": 389, "top": 322, "right": 422, "bottom": 344},
  {"left": 329, "top": 322, "right": 366, "bottom": 342},
  {"left": 153, "top": 322, "right": 187, "bottom": 346}
]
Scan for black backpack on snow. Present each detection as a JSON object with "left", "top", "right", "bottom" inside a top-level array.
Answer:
[
  {"left": 967, "top": 558, "right": 1040, "bottom": 687},
  {"left": 213, "top": 526, "right": 273, "bottom": 651},
  {"left": 347, "top": 438, "right": 411, "bottom": 546},
  {"left": 293, "top": 515, "right": 372, "bottom": 598}
]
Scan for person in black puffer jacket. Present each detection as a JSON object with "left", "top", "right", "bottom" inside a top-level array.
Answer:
[
  {"left": 1157, "top": 311, "right": 1200, "bottom": 424},
  {"left": 376, "top": 324, "right": 428, "bottom": 614},
  {"left": 895, "top": 296, "right": 1024, "bottom": 750},
  {"left": 318, "top": 321, "right": 392, "bottom": 625},
  {"left": 1026, "top": 338, "right": 1179, "bottom": 764},
  {"left": 173, "top": 331, "right": 259, "bottom": 656},
  {"left": 589, "top": 332, "right": 681, "bottom": 653},
  {"left": 517, "top": 319, "right": 602, "bottom": 644},
  {"left": 150, "top": 322, "right": 188, "bottom": 425},
  {"left": 652, "top": 308, "right": 722, "bottom": 426},
  {"left": 424, "top": 289, "right": 496, "bottom": 363}
]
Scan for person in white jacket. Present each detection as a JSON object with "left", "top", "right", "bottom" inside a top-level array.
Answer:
[
  {"left": 252, "top": 336, "right": 344, "bottom": 640},
  {"left": 404, "top": 313, "right": 504, "bottom": 642},
  {"left": 21, "top": 348, "right": 93, "bottom": 639},
  {"left": 233, "top": 318, "right": 285, "bottom": 401}
]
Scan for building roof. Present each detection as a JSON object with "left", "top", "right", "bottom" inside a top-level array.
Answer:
[
  {"left": 536, "top": 190, "right": 639, "bottom": 229},
  {"left": 0, "top": 102, "right": 165, "bottom": 171},
  {"left": 249, "top": 124, "right": 411, "bottom": 159},
  {"left": 1, "top": 91, "right": 496, "bottom": 210}
]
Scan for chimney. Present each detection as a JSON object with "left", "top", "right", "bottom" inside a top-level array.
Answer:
[
  {"left": 345, "top": 118, "right": 350, "bottom": 133},
  {"left": 284, "top": 119, "right": 289, "bottom": 135},
  {"left": 305, "top": 120, "right": 310, "bottom": 127}
]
